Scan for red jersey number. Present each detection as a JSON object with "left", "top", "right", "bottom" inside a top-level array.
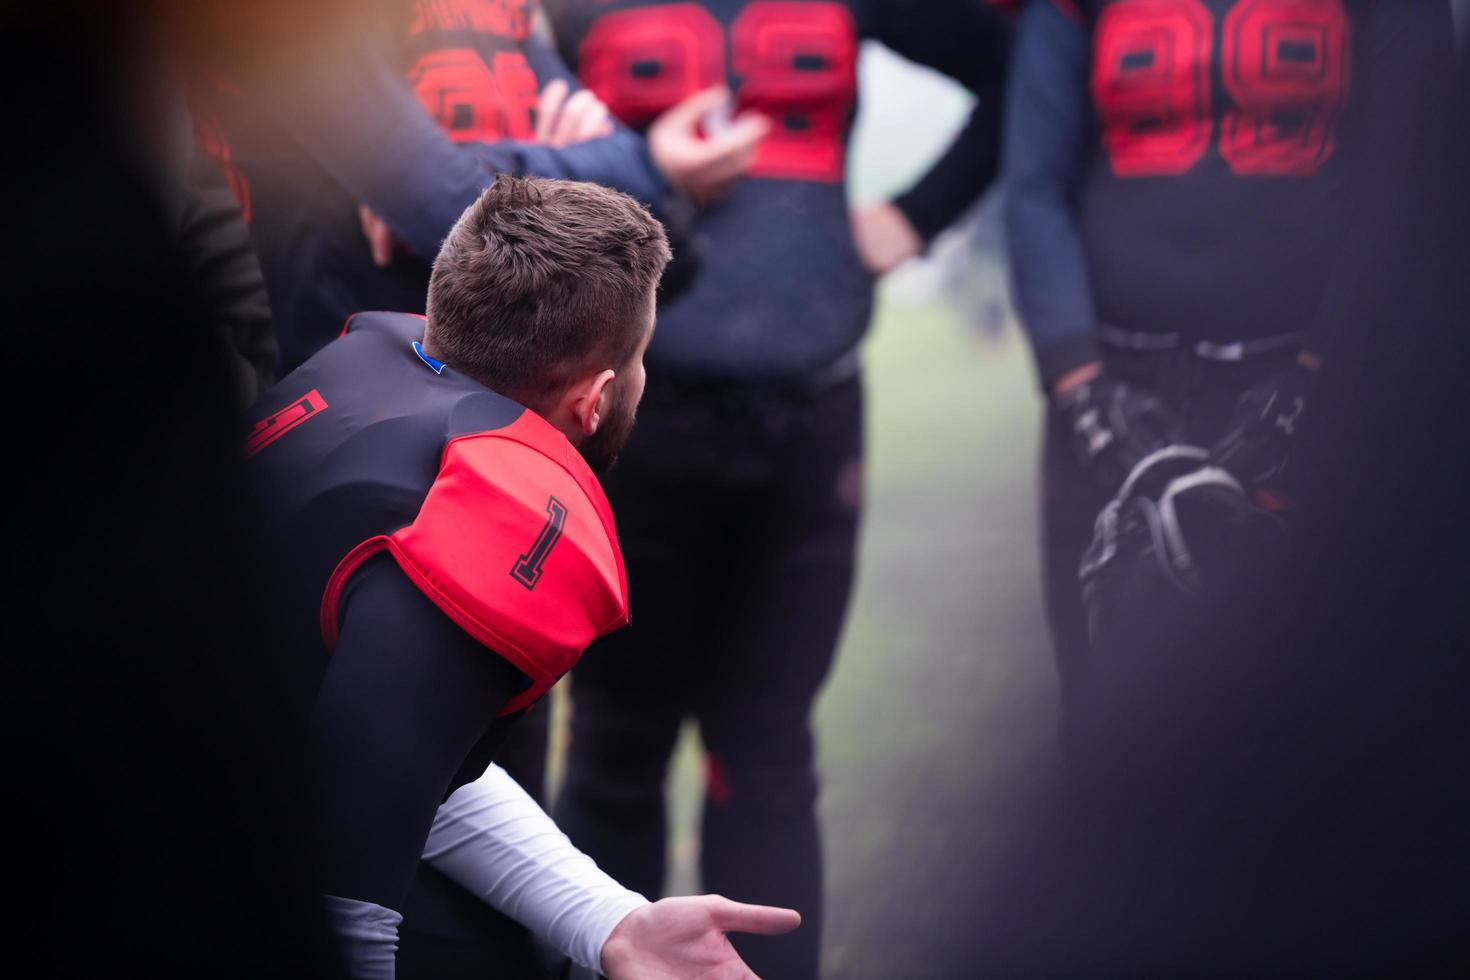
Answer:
[
  {"left": 1220, "top": 0, "right": 1351, "bottom": 177},
  {"left": 1092, "top": 0, "right": 1213, "bottom": 177},
  {"left": 579, "top": 4, "right": 725, "bottom": 128},
  {"left": 577, "top": 1, "right": 858, "bottom": 184},
  {"left": 732, "top": 2, "right": 857, "bottom": 183},
  {"left": 1092, "top": 0, "right": 1350, "bottom": 179},
  {"left": 409, "top": 48, "right": 538, "bottom": 143}
]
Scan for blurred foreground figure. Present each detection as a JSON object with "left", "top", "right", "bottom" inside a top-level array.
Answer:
[
  {"left": 248, "top": 176, "right": 799, "bottom": 979},
  {"left": 543, "top": 2, "right": 1013, "bottom": 975},
  {"left": 958, "top": 1, "right": 1470, "bottom": 973},
  {"left": 1, "top": 2, "right": 334, "bottom": 975},
  {"left": 1004, "top": 0, "right": 1459, "bottom": 739}
]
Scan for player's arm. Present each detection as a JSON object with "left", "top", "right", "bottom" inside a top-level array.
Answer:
[
  {"left": 1001, "top": 0, "right": 1099, "bottom": 389},
  {"left": 251, "top": 18, "right": 668, "bottom": 262},
  {"left": 855, "top": 0, "right": 1013, "bottom": 273},
  {"left": 426, "top": 764, "right": 801, "bottom": 978},
  {"left": 177, "top": 143, "right": 277, "bottom": 405},
  {"left": 307, "top": 554, "right": 524, "bottom": 979},
  {"left": 1004, "top": 0, "right": 1179, "bottom": 489}
]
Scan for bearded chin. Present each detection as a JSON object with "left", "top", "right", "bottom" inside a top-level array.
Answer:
[{"left": 579, "top": 390, "right": 637, "bottom": 475}]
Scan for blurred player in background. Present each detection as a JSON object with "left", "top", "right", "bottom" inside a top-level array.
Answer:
[
  {"left": 1003, "top": 0, "right": 1458, "bottom": 736},
  {"left": 249, "top": 176, "right": 800, "bottom": 979},
  {"left": 196, "top": 0, "right": 765, "bottom": 372},
  {"left": 542, "top": 2, "right": 1013, "bottom": 975}
]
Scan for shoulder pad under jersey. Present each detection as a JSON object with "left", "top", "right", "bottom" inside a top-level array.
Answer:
[{"left": 321, "top": 410, "right": 628, "bottom": 715}]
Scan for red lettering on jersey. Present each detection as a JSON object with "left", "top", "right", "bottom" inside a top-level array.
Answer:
[
  {"left": 409, "top": 48, "right": 538, "bottom": 142},
  {"left": 1092, "top": 0, "right": 1214, "bottom": 178},
  {"left": 410, "top": 0, "right": 534, "bottom": 41},
  {"left": 245, "top": 390, "right": 328, "bottom": 459},
  {"left": 731, "top": 1, "right": 857, "bottom": 183},
  {"left": 578, "top": 4, "right": 725, "bottom": 127},
  {"left": 1220, "top": 0, "right": 1351, "bottom": 176}
]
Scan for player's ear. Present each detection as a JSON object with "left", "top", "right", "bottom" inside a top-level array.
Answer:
[{"left": 565, "top": 368, "right": 616, "bottom": 438}]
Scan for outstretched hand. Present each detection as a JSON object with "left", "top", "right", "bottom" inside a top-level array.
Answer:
[{"left": 601, "top": 895, "right": 801, "bottom": 980}]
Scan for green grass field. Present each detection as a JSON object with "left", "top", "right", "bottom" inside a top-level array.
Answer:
[{"left": 550, "top": 283, "right": 1066, "bottom": 979}]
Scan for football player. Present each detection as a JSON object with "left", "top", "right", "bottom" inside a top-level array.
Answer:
[
  {"left": 1004, "top": 0, "right": 1458, "bottom": 733},
  {"left": 247, "top": 176, "right": 798, "bottom": 979},
  {"left": 541, "top": 2, "right": 1014, "bottom": 976}
]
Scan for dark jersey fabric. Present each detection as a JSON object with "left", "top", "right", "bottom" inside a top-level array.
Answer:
[
  {"left": 205, "top": 0, "right": 668, "bottom": 371},
  {"left": 1005, "top": 0, "right": 1458, "bottom": 385},
  {"left": 247, "top": 312, "right": 530, "bottom": 673},
  {"left": 247, "top": 312, "right": 535, "bottom": 910},
  {"left": 546, "top": 0, "right": 1012, "bottom": 380}
]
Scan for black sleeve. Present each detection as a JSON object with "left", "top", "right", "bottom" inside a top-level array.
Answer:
[
  {"left": 872, "top": 0, "right": 1013, "bottom": 243},
  {"left": 305, "top": 554, "right": 525, "bottom": 912},
  {"left": 177, "top": 145, "right": 279, "bottom": 405}
]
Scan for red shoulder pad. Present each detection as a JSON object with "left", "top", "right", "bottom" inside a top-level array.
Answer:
[{"left": 386, "top": 412, "right": 627, "bottom": 715}]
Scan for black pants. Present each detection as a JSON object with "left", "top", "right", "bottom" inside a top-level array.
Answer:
[
  {"left": 554, "top": 370, "right": 864, "bottom": 980},
  {"left": 1042, "top": 346, "right": 1295, "bottom": 726}
]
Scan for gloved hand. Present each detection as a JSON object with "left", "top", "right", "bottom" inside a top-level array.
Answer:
[
  {"left": 1211, "top": 363, "right": 1313, "bottom": 489},
  {"left": 1053, "top": 372, "right": 1181, "bottom": 493}
]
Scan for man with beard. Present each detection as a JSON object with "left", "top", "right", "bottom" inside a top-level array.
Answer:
[{"left": 247, "top": 176, "right": 799, "bottom": 979}]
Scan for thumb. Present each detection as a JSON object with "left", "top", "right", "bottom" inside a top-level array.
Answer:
[
  {"left": 660, "top": 85, "right": 731, "bottom": 130},
  {"left": 707, "top": 897, "right": 801, "bottom": 936},
  {"left": 711, "top": 110, "right": 770, "bottom": 152}
]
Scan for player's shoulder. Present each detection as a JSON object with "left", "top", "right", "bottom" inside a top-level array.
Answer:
[{"left": 383, "top": 407, "right": 628, "bottom": 710}]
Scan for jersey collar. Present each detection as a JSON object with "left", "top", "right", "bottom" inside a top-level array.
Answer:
[{"left": 412, "top": 340, "right": 447, "bottom": 375}]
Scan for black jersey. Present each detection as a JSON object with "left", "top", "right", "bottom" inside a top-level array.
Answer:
[
  {"left": 1005, "top": 0, "right": 1456, "bottom": 384},
  {"left": 246, "top": 311, "right": 629, "bottom": 719},
  {"left": 546, "top": 0, "right": 1012, "bottom": 380}
]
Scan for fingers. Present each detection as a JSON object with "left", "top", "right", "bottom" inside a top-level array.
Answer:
[
  {"left": 535, "top": 78, "right": 571, "bottom": 144},
  {"left": 659, "top": 85, "right": 733, "bottom": 132},
  {"left": 698, "top": 113, "right": 768, "bottom": 180},
  {"left": 705, "top": 897, "right": 801, "bottom": 936},
  {"left": 560, "top": 89, "right": 610, "bottom": 145},
  {"left": 538, "top": 82, "right": 615, "bottom": 146}
]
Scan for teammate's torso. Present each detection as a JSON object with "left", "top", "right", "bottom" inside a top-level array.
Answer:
[
  {"left": 404, "top": 0, "right": 542, "bottom": 143},
  {"left": 247, "top": 312, "right": 628, "bottom": 749},
  {"left": 548, "top": 0, "right": 879, "bottom": 379},
  {"left": 1075, "top": 0, "right": 1367, "bottom": 342}
]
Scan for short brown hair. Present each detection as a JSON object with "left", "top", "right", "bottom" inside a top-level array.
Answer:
[{"left": 425, "top": 175, "right": 671, "bottom": 403}]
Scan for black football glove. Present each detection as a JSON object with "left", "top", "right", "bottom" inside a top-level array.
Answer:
[
  {"left": 1052, "top": 374, "right": 1181, "bottom": 493},
  {"left": 1211, "top": 364, "right": 1312, "bottom": 489}
]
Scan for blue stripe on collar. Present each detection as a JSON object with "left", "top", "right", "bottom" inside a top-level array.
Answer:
[{"left": 412, "top": 340, "right": 447, "bottom": 375}]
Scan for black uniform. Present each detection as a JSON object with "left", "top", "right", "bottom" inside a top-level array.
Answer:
[
  {"left": 248, "top": 312, "right": 630, "bottom": 977},
  {"left": 1003, "top": 0, "right": 1457, "bottom": 721},
  {"left": 544, "top": 3, "right": 1012, "bottom": 977}
]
